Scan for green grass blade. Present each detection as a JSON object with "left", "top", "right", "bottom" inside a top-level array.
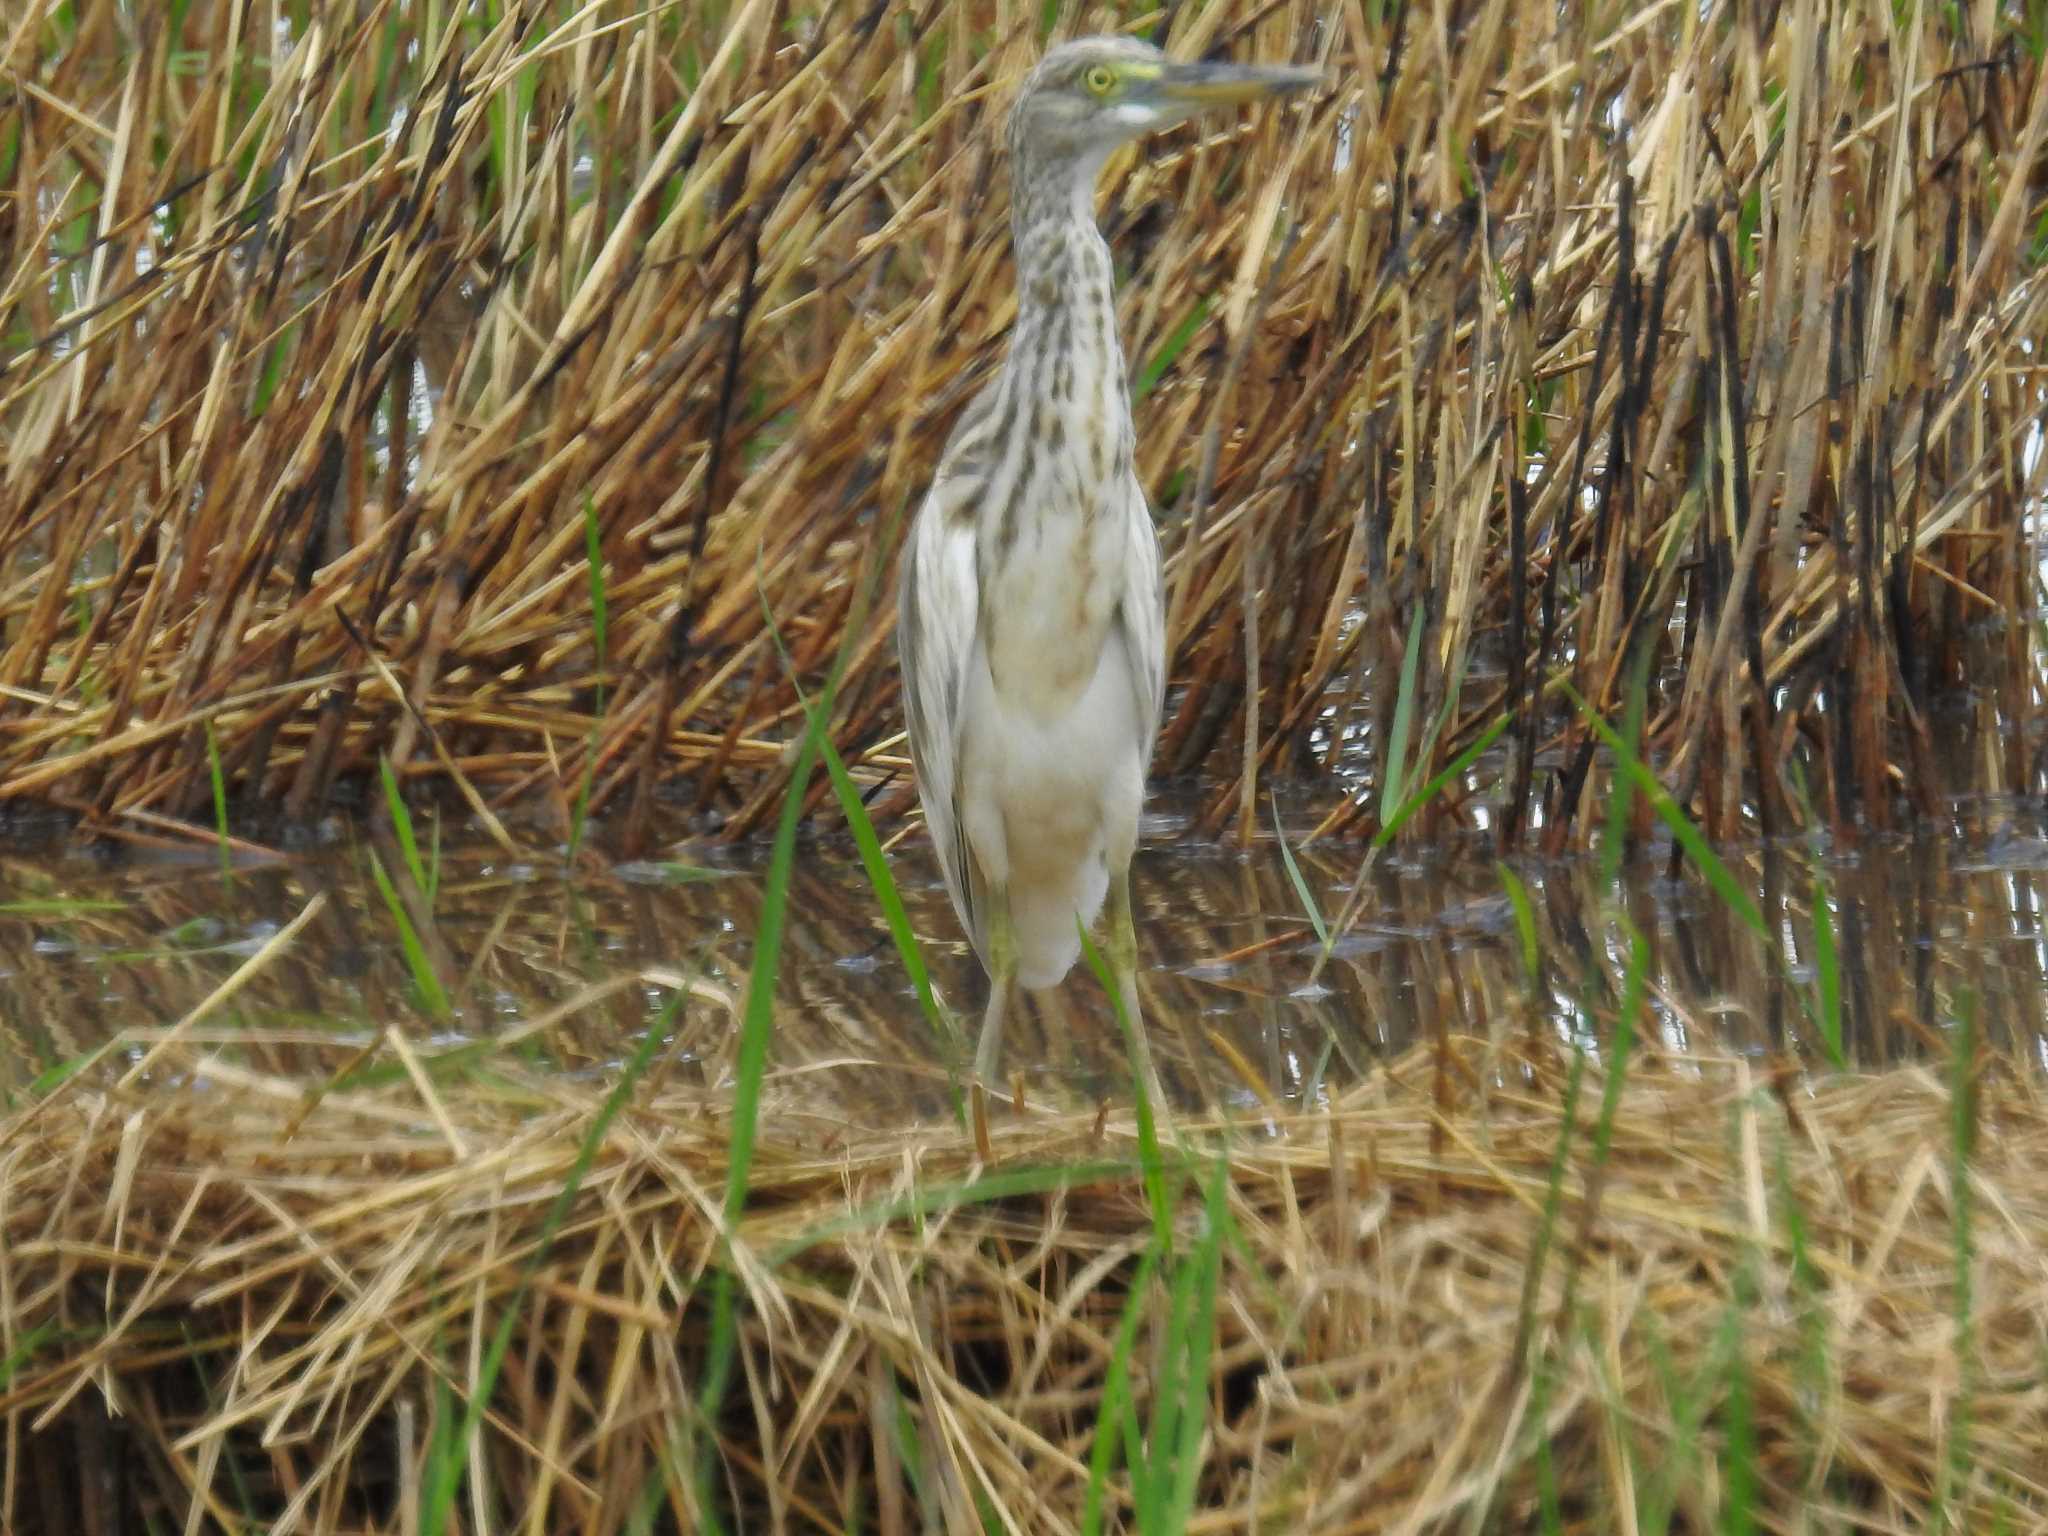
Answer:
[
  {"left": 1272, "top": 795, "right": 1329, "bottom": 949},
  {"left": 679, "top": 490, "right": 915, "bottom": 1528},
  {"left": 420, "top": 986, "right": 684, "bottom": 1536},
  {"left": 585, "top": 500, "right": 609, "bottom": 688},
  {"left": 1408, "top": 625, "right": 1474, "bottom": 802},
  {"left": 815, "top": 729, "right": 960, "bottom": 1063},
  {"left": 1591, "top": 916, "right": 1646, "bottom": 1165},
  {"left": 567, "top": 739, "right": 598, "bottom": 862},
  {"left": 915, "top": 28, "right": 946, "bottom": 122},
  {"left": 26, "top": 1042, "right": 115, "bottom": 1100},
  {"left": 1079, "top": 1245, "right": 1161, "bottom": 1536},
  {"left": 1533, "top": 1340, "right": 1563, "bottom": 1531},
  {"left": 181, "top": 1320, "right": 261, "bottom": 1524},
  {"left": 1513, "top": 1044, "right": 1587, "bottom": 1364},
  {"left": 1598, "top": 643, "right": 1653, "bottom": 895},
  {"left": 890, "top": 1375, "right": 931, "bottom": 1517},
  {"left": 367, "top": 849, "right": 449, "bottom": 1020},
  {"left": 1080, "top": 923, "right": 1171, "bottom": 1258},
  {"left": 205, "top": 721, "right": 233, "bottom": 886},
  {"left": 1161, "top": 1159, "right": 1230, "bottom": 1534},
  {"left": 423, "top": 1335, "right": 458, "bottom": 1533},
  {"left": 379, "top": 755, "right": 432, "bottom": 900},
  {"left": 1373, "top": 710, "right": 1513, "bottom": 849},
  {"left": 1717, "top": 1247, "right": 1759, "bottom": 1536},
  {"left": 1380, "top": 602, "right": 1427, "bottom": 822},
  {"left": 1775, "top": 1135, "right": 1832, "bottom": 1514},
  {"left": 1562, "top": 685, "right": 1765, "bottom": 938},
  {"left": 1939, "top": 987, "right": 1979, "bottom": 1527},
  {"left": 750, "top": 507, "right": 960, "bottom": 1093},
  {"left": 1810, "top": 874, "right": 1844, "bottom": 1068},
  {"left": 0, "top": 1323, "right": 56, "bottom": 1390},
  {"left": 1501, "top": 1039, "right": 1587, "bottom": 1516},
  {"left": 1132, "top": 298, "right": 1210, "bottom": 403},
  {"left": 0, "top": 898, "right": 125, "bottom": 916},
  {"left": 1638, "top": 1316, "right": 1711, "bottom": 1534},
  {"left": 690, "top": 673, "right": 835, "bottom": 1531},
  {"left": 1497, "top": 860, "right": 1541, "bottom": 986},
  {"left": 1142, "top": 1219, "right": 1205, "bottom": 1517},
  {"left": 249, "top": 323, "right": 294, "bottom": 418},
  {"left": 772, "top": 1158, "right": 1149, "bottom": 1265}
]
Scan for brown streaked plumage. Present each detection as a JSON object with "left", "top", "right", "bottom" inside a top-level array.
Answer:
[{"left": 895, "top": 35, "right": 1317, "bottom": 1142}]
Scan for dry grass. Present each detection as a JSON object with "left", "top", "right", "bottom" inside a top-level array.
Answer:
[
  {"left": 6, "top": 2, "right": 2048, "bottom": 1521},
  {"left": 2, "top": 1021, "right": 2044, "bottom": 1532},
  {"left": 2, "top": 0, "right": 2043, "bottom": 852}
]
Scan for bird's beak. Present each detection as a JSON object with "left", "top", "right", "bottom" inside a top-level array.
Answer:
[{"left": 1152, "top": 58, "right": 1322, "bottom": 111}]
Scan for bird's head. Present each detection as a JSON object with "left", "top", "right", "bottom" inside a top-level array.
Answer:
[{"left": 1008, "top": 36, "right": 1319, "bottom": 182}]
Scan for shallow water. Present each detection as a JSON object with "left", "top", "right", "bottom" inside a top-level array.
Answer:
[{"left": 6, "top": 790, "right": 2047, "bottom": 1113}]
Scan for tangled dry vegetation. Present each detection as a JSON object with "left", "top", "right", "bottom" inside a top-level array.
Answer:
[
  {"left": 8, "top": 5, "right": 2048, "bottom": 1532},
  {"left": 3, "top": 1027, "right": 2044, "bottom": 1532},
  {"left": 2, "top": 0, "right": 2043, "bottom": 852}
]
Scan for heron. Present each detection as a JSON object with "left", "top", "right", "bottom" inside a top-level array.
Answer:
[{"left": 896, "top": 35, "right": 1316, "bottom": 1142}]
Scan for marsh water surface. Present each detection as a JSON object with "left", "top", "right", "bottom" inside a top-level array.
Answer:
[{"left": 5, "top": 791, "right": 2046, "bottom": 1114}]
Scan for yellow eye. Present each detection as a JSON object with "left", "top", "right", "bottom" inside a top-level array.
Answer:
[{"left": 1082, "top": 64, "right": 1116, "bottom": 96}]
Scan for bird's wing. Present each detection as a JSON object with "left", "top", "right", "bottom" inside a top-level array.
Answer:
[
  {"left": 897, "top": 450, "right": 988, "bottom": 957},
  {"left": 1115, "top": 477, "right": 1168, "bottom": 763}
]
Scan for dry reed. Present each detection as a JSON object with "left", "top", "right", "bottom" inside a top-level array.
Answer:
[
  {"left": 9, "top": 7, "right": 2048, "bottom": 1529},
  {"left": 4, "top": 1022, "right": 2045, "bottom": 1531},
  {"left": 2, "top": 0, "right": 2043, "bottom": 851}
]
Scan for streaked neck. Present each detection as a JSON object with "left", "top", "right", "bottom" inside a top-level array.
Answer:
[
  {"left": 1004, "top": 150, "right": 1125, "bottom": 413},
  {"left": 1009, "top": 142, "right": 1111, "bottom": 254}
]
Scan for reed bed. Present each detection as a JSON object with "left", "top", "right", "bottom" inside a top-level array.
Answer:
[
  {"left": 2, "top": 0, "right": 2044, "bottom": 850},
  {"left": 1, "top": 1023, "right": 2041, "bottom": 1532}
]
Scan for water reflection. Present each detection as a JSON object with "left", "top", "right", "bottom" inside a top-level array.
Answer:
[{"left": 3, "top": 795, "right": 2045, "bottom": 1110}]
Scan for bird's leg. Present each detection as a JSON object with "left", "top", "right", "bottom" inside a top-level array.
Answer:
[
  {"left": 1105, "top": 867, "right": 1167, "bottom": 1114},
  {"left": 972, "top": 889, "right": 1018, "bottom": 1159},
  {"left": 975, "top": 891, "right": 1018, "bottom": 1082}
]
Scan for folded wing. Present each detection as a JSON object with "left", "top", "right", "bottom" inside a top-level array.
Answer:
[
  {"left": 1115, "top": 475, "right": 1167, "bottom": 765},
  {"left": 897, "top": 464, "right": 987, "bottom": 958}
]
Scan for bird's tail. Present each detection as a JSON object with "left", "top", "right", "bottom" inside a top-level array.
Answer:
[{"left": 1009, "top": 858, "right": 1110, "bottom": 990}]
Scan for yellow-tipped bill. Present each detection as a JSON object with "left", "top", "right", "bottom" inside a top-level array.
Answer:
[{"left": 1153, "top": 58, "right": 1323, "bottom": 109}]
